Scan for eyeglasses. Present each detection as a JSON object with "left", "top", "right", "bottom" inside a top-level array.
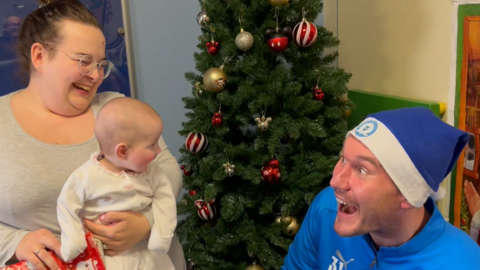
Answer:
[{"left": 47, "top": 47, "right": 114, "bottom": 79}]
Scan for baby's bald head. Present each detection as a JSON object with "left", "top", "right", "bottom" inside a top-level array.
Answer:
[{"left": 95, "top": 97, "right": 163, "bottom": 155}]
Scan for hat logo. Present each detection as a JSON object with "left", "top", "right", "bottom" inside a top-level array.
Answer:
[{"left": 355, "top": 120, "right": 378, "bottom": 137}]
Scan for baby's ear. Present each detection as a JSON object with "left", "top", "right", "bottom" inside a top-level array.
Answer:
[{"left": 115, "top": 143, "right": 128, "bottom": 160}]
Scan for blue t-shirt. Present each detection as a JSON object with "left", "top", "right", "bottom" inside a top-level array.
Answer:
[{"left": 282, "top": 187, "right": 480, "bottom": 269}]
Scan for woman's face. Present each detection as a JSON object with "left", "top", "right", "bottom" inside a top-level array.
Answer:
[{"left": 39, "top": 20, "right": 106, "bottom": 116}]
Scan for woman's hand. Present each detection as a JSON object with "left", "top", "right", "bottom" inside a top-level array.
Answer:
[
  {"left": 83, "top": 211, "right": 150, "bottom": 256},
  {"left": 15, "top": 229, "right": 61, "bottom": 270},
  {"left": 465, "top": 181, "right": 480, "bottom": 216}
]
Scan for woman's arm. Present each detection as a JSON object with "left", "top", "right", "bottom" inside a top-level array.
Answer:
[
  {"left": 0, "top": 222, "right": 28, "bottom": 266},
  {"left": 0, "top": 224, "right": 61, "bottom": 270}
]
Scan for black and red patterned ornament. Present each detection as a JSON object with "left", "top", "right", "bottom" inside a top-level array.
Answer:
[
  {"left": 195, "top": 198, "right": 217, "bottom": 220},
  {"left": 185, "top": 132, "right": 208, "bottom": 154},
  {"left": 261, "top": 159, "right": 281, "bottom": 183},
  {"left": 206, "top": 39, "right": 220, "bottom": 55},
  {"left": 212, "top": 112, "right": 223, "bottom": 126},
  {"left": 264, "top": 27, "right": 291, "bottom": 53},
  {"left": 292, "top": 18, "right": 318, "bottom": 47},
  {"left": 313, "top": 86, "right": 324, "bottom": 101},
  {"left": 180, "top": 165, "right": 193, "bottom": 176}
]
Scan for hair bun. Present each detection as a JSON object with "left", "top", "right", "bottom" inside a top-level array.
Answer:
[{"left": 38, "top": 0, "right": 59, "bottom": 8}]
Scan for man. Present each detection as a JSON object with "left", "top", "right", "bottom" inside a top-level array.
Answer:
[
  {"left": 282, "top": 107, "right": 480, "bottom": 269},
  {"left": 0, "top": 15, "right": 20, "bottom": 62}
]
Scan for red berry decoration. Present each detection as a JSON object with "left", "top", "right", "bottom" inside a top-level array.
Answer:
[
  {"left": 180, "top": 165, "right": 193, "bottom": 176},
  {"left": 206, "top": 40, "right": 220, "bottom": 55},
  {"left": 268, "top": 159, "right": 280, "bottom": 168},
  {"left": 188, "top": 190, "right": 196, "bottom": 196},
  {"left": 292, "top": 19, "right": 318, "bottom": 47},
  {"left": 313, "top": 86, "right": 324, "bottom": 101},
  {"left": 185, "top": 132, "right": 208, "bottom": 154},
  {"left": 195, "top": 198, "right": 217, "bottom": 220},
  {"left": 261, "top": 159, "right": 281, "bottom": 183},
  {"left": 211, "top": 112, "right": 223, "bottom": 126}
]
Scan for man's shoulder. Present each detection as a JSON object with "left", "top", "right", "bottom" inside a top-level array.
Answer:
[
  {"left": 412, "top": 220, "right": 480, "bottom": 267},
  {"left": 309, "top": 186, "right": 338, "bottom": 214},
  {"left": 438, "top": 222, "right": 480, "bottom": 260}
]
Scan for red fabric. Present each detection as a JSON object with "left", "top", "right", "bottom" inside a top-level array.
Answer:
[{"left": 0, "top": 233, "right": 106, "bottom": 270}]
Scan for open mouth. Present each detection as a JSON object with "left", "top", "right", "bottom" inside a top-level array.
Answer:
[
  {"left": 73, "top": 83, "right": 92, "bottom": 92},
  {"left": 336, "top": 197, "right": 358, "bottom": 215}
]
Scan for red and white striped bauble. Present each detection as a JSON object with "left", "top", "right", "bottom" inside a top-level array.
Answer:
[
  {"left": 292, "top": 19, "right": 318, "bottom": 47},
  {"left": 194, "top": 199, "right": 217, "bottom": 221},
  {"left": 185, "top": 132, "right": 208, "bottom": 154}
]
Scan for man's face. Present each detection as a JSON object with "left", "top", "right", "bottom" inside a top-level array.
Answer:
[
  {"left": 330, "top": 136, "right": 404, "bottom": 237},
  {"left": 4, "top": 16, "right": 20, "bottom": 37}
]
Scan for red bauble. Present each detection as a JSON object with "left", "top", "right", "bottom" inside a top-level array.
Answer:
[
  {"left": 292, "top": 20, "right": 318, "bottom": 47},
  {"left": 268, "top": 32, "right": 289, "bottom": 53},
  {"left": 206, "top": 41, "right": 220, "bottom": 55},
  {"left": 211, "top": 112, "right": 223, "bottom": 126},
  {"left": 313, "top": 86, "right": 325, "bottom": 101},
  {"left": 185, "top": 132, "right": 208, "bottom": 154},
  {"left": 268, "top": 159, "right": 280, "bottom": 168},
  {"left": 261, "top": 159, "right": 281, "bottom": 184},
  {"left": 180, "top": 165, "right": 193, "bottom": 176},
  {"left": 194, "top": 199, "right": 217, "bottom": 220},
  {"left": 188, "top": 190, "right": 196, "bottom": 196}
]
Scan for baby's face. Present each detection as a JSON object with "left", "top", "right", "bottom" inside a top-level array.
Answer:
[{"left": 124, "top": 119, "right": 163, "bottom": 173}]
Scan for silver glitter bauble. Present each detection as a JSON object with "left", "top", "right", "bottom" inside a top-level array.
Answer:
[
  {"left": 196, "top": 10, "right": 210, "bottom": 26},
  {"left": 235, "top": 28, "right": 254, "bottom": 52}
]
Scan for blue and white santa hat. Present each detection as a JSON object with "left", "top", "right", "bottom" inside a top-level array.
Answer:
[{"left": 347, "top": 107, "right": 468, "bottom": 207}]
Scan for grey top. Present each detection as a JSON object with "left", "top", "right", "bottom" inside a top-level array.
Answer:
[{"left": 0, "top": 91, "right": 182, "bottom": 266}]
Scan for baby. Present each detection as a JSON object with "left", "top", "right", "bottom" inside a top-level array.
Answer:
[{"left": 57, "top": 97, "right": 177, "bottom": 270}]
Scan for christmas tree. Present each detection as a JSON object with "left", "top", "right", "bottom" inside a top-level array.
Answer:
[{"left": 177, "top": 0, "right": 352, "bottom": 269}]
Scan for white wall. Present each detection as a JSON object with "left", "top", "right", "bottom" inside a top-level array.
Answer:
[{"left": 325, "top": 0, "right": 453, "bottom": 104}]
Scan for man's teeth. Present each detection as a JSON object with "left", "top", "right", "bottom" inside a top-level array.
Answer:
[
  {"left": 336, "top": 197, "right": 349, "bottom": 206},
  {"left": 73, "top": 83, "right": 91, "bottom": 91}
]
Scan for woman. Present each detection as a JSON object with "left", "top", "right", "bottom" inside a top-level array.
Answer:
[{"left": 0, "top": 1, "right": 184, "bottom": 269}]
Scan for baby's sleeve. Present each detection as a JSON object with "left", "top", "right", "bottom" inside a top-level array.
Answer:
[
  {"left": 147, "top": 167, "right": 177, "bottom": 252},
  {"left": 57, "top": 169, "right": 88, "bottom": 262}
]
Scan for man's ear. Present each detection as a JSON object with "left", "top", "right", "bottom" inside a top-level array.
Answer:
[
  {"left": 31, "top": 42, "right": 47, "bottom": 71},
  {"left": 400, "top": 196, "right": 415, "bottom": 210},
  {"left": 114, "top": 143, "right": 128, "bottom": 160}
]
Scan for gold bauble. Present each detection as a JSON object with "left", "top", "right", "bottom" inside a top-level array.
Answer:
[
  {"left": 274, "top": 216, "right": 282, "bottom": 224},
  {"left": 267, "top": 0, "right": 290, "bottom": 6},
  {"left": 203, "top": 66, "right": 227, "bottom": 92},
  {"left": 245, "top": 263, "right": 264, "bottom": 270},
  {"left": 235, "top": 28, "right": 254, "bottom": 52},
  {"left": 345, "top": 110, "right": 352, "bottom": 117},
  {"left": 282, "top": 216, "right": 300, "bottom": 237}
]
